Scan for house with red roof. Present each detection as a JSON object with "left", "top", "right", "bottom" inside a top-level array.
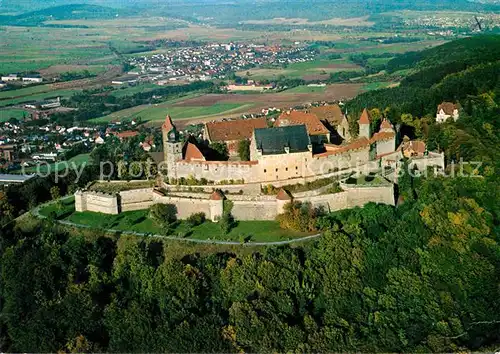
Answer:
[
  {"left": 113, "top": 130, "right": 139, "bottom": 140},
  {"left": 436, "top": 102, "right": 460, "bottom": 123}
]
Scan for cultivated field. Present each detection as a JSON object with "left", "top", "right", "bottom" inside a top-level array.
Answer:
[
  {"left": 0, "top": 88, "right": 81, "bottom": 108},
  {"left": 91, "top": 83, "right": 363, "bottom": 126},
  {"left": 237, "top": 59, "right": 363, "bottom": 81},
  {"left": 175, "top": 84, "right": 363, "bottom": 108},
  {"left": 94, "top": 102, "right": 254, "bottom": 123},
  {"left": 0, "top": 11, "right": 450, "bottom": 116},
  {"left": 0, "top": 108, "right": 29, "bottom": 122},
  {"left": 38, "top": 64, "right": 107, "bottom": 79},
  {"left": 241, "top": 15, "right": 375, "bottom": 27}
]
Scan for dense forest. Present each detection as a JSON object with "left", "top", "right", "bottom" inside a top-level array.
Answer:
[
  {"left": 0, "top": 35, "right": 499, "bottom": 352},
  {"left": 0, "top": 172, "right": 498, "bottom": 352}
]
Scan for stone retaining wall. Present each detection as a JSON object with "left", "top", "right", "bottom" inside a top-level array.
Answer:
[
  {"left": 120, "top": 188, "right": 155, "bottom": 212},
  {"left": 74, "top": 184, "right": 394, "bottom": 221}
]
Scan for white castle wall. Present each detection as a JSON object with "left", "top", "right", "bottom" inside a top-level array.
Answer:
[
  {"left": 254, "top": 151, "right": 311, "bottom": 181},
  {"left": 75, "top": 190, "right": 119, "bottom": 214},
  {"left": 74, "top": 184, "right": 394, "bottom": 221},
  {"left": 172, "top": 147, "right": 371, "bottom": 185},
  {"left": 308, "top": 148, "right": 370, "bottom": 176},
  {"left": 410, "top": 153, "right": 445, "bottom": 172},
  {"left": 376, "top": 138, "right": 396, "bottom": 157},
  {"left": 231, "top": 200, "right": 277, "bottom": 220},
  {"left": 120, "top": 188, "right": 154, "bottom": 212},
  {"left": 152, "top": 194, "right": 213, "bottom": 219}
]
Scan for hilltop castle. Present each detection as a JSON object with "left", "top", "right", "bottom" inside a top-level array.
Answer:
[{"left": 75, "top": 106, "right": 444, "bottom": 220}]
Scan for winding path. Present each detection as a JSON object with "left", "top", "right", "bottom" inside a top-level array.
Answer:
[{"left": 31, "top": 197, "right": 322, "bottom": 247}]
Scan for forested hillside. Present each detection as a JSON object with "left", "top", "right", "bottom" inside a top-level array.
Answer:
[
  {"left": 0, "top": 172, "right": 498, "bottom": 352},
  {"left": 347, "top": 35, "right": 500, "bottom": 165},
  {"left": 0, "top": 35, "right": 499, "bottom": 353}
]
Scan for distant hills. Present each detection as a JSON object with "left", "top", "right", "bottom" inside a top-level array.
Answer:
[
  {"left": 0, "top": 4, "right": 133, "bottom": 26},
  {"left": 1, "top": 0, "right": 499, "bottom": 23}
]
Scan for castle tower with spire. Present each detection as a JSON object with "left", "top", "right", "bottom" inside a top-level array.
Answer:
[
  {"left": 374, "top": 118, "right": 396, "bottom": 156},
  {"left": 162, "top": 115, "right": 183, "bottom": 177},
  {"left": 358, "top": 108, "right": 371, "bottom": 139}
]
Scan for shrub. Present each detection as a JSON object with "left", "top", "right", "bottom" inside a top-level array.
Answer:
[
  {"left": 218, "top": 212, "right": 235, "bottom": 235},
  {"left": 47, "top": 210, "right": 58, "bottom": 221},
  {"left": 187, "top": 212, "right": 206, "bottom": 227},
  {"left": 149, "top": 203, "right": 177, "bottom": 227},
  {"left": 276, "top": 201, "right": 323, "bottom": 232},
  {"left": 223, "top": 199, "right": 234, "bottom": 214}
]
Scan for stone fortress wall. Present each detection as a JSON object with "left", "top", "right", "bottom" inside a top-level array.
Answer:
[
  {"left": 74, "top": 180, "right": 395, "bottom": 221},
  {"left": 75, "top": 190, "right": 119, "bottom": 214}
]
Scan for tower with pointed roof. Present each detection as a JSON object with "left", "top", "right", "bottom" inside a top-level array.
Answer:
[
  {"left": 380, "top": 118, "right": 394, "bottom": 133},
  {"left": 373, "top": 118, "right": 396, "bottom": 157},
  {"left": 358, "top": 108, "right": 371, "bottom": 139},
  {"left": 162, "top": 115, "right": 183, "bottom": 177}
]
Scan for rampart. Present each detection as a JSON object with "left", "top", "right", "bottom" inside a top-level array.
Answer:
[{"left": 74, "top": 183, "right": 395, "bottom": 221}]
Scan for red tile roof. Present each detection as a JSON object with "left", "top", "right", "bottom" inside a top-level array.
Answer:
[
  {"left": 114, "top": 130, "right": 139, "bottom": 139},
  {"left": 380, "top": 118, "right": 393, "bottom": 131},
  {"left": 210, "top": 190, "right": 224, "bottom": 200},
  {"left": 437, "top": 102, "right": 459, "bottom": 115},
  {"left": 370, "top": 131, "right": 395, "bottom": 142},
  {"left": 276, "top": 188, "right": 292, "bottom": 200},
  {"left": 205, "top": 118, "right": 267, "bottom": 142},
  {"left": 358, "top": 108, "right": 371, "bottom": 125},
  {"left": 275, "top": 110, "right": 330, "bottom": 136},
  {"left": 184, "top": 142, "right": 205, "bottom": 162},
  {"left": 310, "top": 104, "right": 345, "bottom": 125},
  {"left": 314, "top": 137, "right": 371, "bottom": 157},
  {"left": 162, "top": 115, "right": 175, "bottom": 131},
  {"left": 398, "top": 140, "right": 426, "bottom": 155}
]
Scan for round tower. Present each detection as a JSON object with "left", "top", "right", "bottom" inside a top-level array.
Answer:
[
  {"left": 276, "top": 188, "right": 292, "bottom": 215},
  {"left": 209, "top": 190, "right": 224, "bottom": 222}
]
